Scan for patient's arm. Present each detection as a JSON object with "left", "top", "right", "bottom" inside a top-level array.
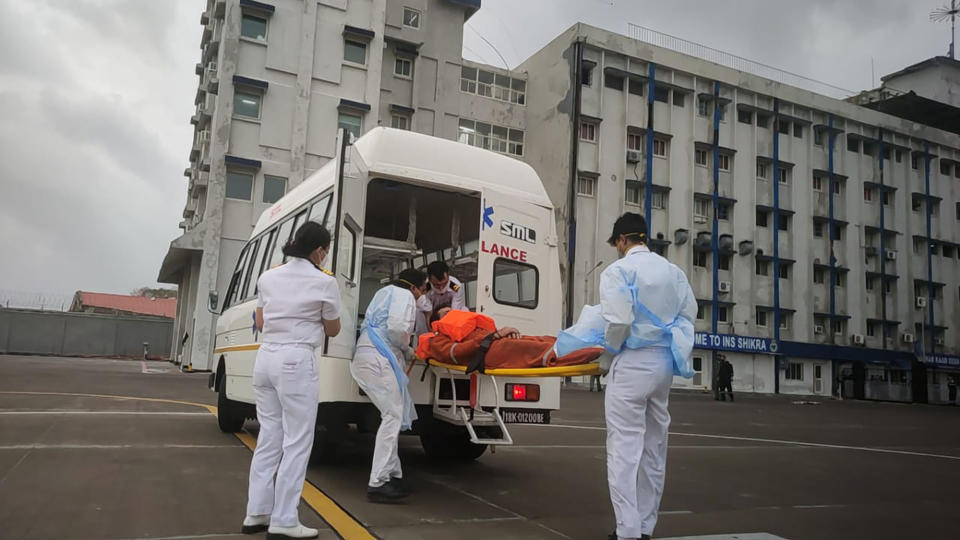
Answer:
[{"left": 493, "top": 327, "right": 521, "bottom": 339}]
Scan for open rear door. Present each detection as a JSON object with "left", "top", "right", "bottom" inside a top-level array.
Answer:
[
  {"left": 476, "top": 190, "right": 558, "bottom": 336},
  {"left": 325, "top": 131, "right": 368, "bottom": 359}
]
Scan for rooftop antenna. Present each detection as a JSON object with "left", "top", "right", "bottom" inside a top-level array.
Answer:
[{"left": 931, "top": 0, "right": 959, "bottom": 59}]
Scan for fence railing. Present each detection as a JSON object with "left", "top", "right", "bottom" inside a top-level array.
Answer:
[
  {"left": 626, "top": 23, "right": 856, "bottom": 99},
  {"left": 0, "top": 290, "right": 74, "bottom": 312}
]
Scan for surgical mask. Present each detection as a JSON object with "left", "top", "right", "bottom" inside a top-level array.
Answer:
[
  {"left": 416, "top": 294, "right": 432, "bottom": 313},
  {"left": 317, "top": 248, "right": 329, "bottom": 267}
]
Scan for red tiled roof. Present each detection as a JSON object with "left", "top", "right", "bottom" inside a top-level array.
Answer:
[{"left": 78, "top": 292, "right": 177, "bottom": 318}]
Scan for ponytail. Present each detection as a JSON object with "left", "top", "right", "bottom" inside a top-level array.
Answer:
[{"left": 283, "top": 221, "right": 331, "bottom": 259}]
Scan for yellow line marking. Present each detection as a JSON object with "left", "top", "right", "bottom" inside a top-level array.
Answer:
[
  {"left": 234, "top": 432, "right": 375, "bottom": 540},
  {"left": 213, "top": 344, "right": 261, "bottom": 354},
  {"left": 0, "top": 390, "right": 375, "bottom": 539}
]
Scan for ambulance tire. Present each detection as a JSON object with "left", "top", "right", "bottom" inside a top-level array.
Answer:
[
  {"left": 217, "top": 374, "right": 246, "bottom": 433},
  {"left": 419, "top": 426, "right": 487, "bottom": 461}
]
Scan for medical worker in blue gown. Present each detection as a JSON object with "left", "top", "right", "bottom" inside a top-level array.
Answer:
[
  {"left": 601, "top": 212, "right": 697, "bottom": 540},
  {"left": 351, "top": 268, "right": 428, "bottom": 502}
]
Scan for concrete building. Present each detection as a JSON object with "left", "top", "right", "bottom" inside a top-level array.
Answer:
[
  {"left": 516, "top": 23, "right": 960, "bottom": 400},
  {"left": 160, "top": 3, "right": 959, "bottom": 401}
]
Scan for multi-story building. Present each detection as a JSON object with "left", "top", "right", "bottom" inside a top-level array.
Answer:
[{"left": 161, "top": 3, "right": 959, "bottom": 402}]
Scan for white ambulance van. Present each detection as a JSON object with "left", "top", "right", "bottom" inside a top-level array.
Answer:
[{"left": 208, "top": 127, "right": 563, "bottom": 460}]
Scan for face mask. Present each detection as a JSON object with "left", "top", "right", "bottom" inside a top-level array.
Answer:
[
  {"left": 416, "top": 294, "right": 432, "bottom": 312},
  {"left": 317, "top": 248, "right": 329, "bottom": 267}
]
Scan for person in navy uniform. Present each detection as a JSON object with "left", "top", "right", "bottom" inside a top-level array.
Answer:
[{"left": 425, "top": 261, "right": 466, "bottom": 312}]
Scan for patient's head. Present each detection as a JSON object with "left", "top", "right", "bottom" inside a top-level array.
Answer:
[{"left": 429, "top": 303, "right": 452, "bottom": 324}]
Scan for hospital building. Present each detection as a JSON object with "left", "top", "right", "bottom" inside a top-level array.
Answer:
[{"left": 160, "top": 0, "right": 960, "bottom": 403}]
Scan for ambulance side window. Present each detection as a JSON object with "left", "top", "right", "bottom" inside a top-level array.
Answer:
[
  {"left": 223, "top": 244, "right": 251, "bottom": 310},
  {"left": 309, "top": 193, "right": 332, "bottom": 226},
  {"left": 268, "top": 218, "right": 295, "bottom": 269},
  {"left": 239, "top": 238, "right": 261, "bottom": 301},
  {"left": 254, "top": 229, "right": 277, "bottom": 294},
  {"left": 492, "top": 258, "right": 538, "bottom": 309}
]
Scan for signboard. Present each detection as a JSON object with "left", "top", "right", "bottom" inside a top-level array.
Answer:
[
  {"left": 921, "top": 354, "right": 960, "bottom": 368},
  {"left": 694, "top": 332, "right": 778, "bottom": 355}
]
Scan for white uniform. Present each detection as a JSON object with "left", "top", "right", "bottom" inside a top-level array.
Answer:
[
  {"left": 599, "top": 245, "right": 696, "bottom": 539},
  {"left": 351, "top": 285, "right": 417, "bottom": 488},
  {"left": 425, "top": 275, "right": 466, "bottom": 312},
  {"left": 246, "top": 257, "right": 341, "bottom": 527}
]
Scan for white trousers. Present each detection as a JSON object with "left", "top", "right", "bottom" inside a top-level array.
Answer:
[
  {"left": 350, "top": 345, "right": 403, "bottom": 487},
  {"left": 246, "top": 343, "right": 319, "bottom": 527},
  {"left": 605, "top": 347, "right": 674, "bottom": 539}
]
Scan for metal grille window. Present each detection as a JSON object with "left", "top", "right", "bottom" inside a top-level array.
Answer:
[
  {"left": 604, "top": 73, "right": 624, "bottom": 90},
  {"left": 628, "top": 79, "right": 644, "bottom": 96},
  {"left": 694, "top": 251, "right": 707, "bottom": 268},
  {"left": 717, "top": 306, "right": 728, "bottom": 322},
  {"left": 654, "top": 86, "right": 669, "bottom": 103},
  {"left": 786, "top": 362, "right": 803, "bottom": 380},
  {"left": 813, "top": 221, "right": 823, "bottom": 237},
  {"left": 756, "top": 309, "right": 767, "bottom": 327},
  {"left": 756, "top": 260, "right": 769, "bottom": 276},
  {"left": 738, "top": 110, "right": 753, "bottom": 125}
]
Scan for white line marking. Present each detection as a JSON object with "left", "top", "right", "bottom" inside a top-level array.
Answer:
[
  {"left": 0, "top": 444, "right": 239, "bottom": 450},
  {"left": 0, "top": 411, "right": 210, "bottom": 416},
  {"left": 537, "top": 424, "right": 960, "bottom": 461}
]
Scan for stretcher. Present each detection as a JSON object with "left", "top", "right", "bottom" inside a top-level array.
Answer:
[{"left": 414, "top": 356, "right": 603, "bottom": 446}]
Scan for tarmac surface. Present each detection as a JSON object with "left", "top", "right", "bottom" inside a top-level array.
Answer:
[{"left": 1, "top": 354, "right": 959, "bottom": 540}]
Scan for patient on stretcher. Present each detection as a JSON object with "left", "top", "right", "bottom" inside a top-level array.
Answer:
[{"left": 415, "top": 308, "right": 604, "bottom": 373}]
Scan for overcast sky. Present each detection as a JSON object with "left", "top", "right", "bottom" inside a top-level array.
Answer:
[{"left": 0, "top": 0, "right": 952, "bottom": 301}]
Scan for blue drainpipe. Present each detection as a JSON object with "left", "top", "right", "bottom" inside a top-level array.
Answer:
[
  {"left": 828, "top": 115, "right": 837, "bottom": 325},
  {"left": 773, "top": 99, "right": 781, "bottom": 394},
  {"left": 711, "top": 82, "right": 721, "bottom": 339},
  {"left": 644, "top": 63, "right": 655, "bottom": 238},
  {"left": 878, "top": 130, "right": 887, "bottom": 347},
  {"left": 924, "top": 142, "right": 935, "bottom": 353}
]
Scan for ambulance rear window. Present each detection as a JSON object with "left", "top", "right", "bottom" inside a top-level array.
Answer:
[{"left": 493, "top": 258, "right": 538, "bottom": 309}]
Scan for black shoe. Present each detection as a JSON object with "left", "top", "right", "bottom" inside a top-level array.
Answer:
[
  {"left": 388, "top": 477, "right": 410, "bottom": 495},
  {"left": 608, "top": 532, "right": 617, "bottom": 540},
  {"left": 367, "top": 481, "right": 408, "bottom": 503}
]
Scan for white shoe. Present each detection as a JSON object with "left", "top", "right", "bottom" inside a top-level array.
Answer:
[
  {"left": 267, "top": 523, "right": 319, "bottom": 539},
  {"left": 241, "top": 515, "right": 270, "bottom": 534}
]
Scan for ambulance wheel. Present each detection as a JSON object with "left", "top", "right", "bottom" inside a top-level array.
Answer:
[
  {"left": 419, "top": 426, "right": 487, "bottom": 461},
  {"left": 217, "top": 375, "right": 246, "bottom": 433}
]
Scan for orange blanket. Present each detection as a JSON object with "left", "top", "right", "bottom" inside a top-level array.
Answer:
[{"left": 416, "top": 327, "right": 603, "bottom": 372}]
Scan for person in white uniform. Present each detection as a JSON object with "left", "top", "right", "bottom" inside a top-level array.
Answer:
[
  {"left": 351, "top": 268, "right": 428, "bottom": 502},
  {"left": 425, "top": 261, "right": 466, "bottom": 312},
  {"left": 243, "top": 221, "right": 341, "bottom": 539},
  {"left": 600, "top": 213, "right": 697, "bottom": 540}
]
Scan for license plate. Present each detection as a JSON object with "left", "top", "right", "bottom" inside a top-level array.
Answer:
[{"left": 501, "top": 408, "right": 551, "bottom": 424}]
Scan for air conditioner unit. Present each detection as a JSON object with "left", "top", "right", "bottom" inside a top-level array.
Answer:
[
  {"left": 852, "top": 334, "right": 865, "bottom": 345},
  {"left": 207, "top": 61, "right": 218, "bottom": 74},
  {"left": 694, "top": 215, "right": 708, "bottom": 224},
  {"left": 814, "top": 324, "right": 825, "bottom": 335},
  {"left": 902, "top": 333, "right": 915, "bottom": 343},
  {"left": 916, "top": 297, "right": 928, "bottom": 308},
  {"left": 935, "top": 337, "right": 945, "bottom": 346},
  {"left": 885, "top": 249, "right": 897, "bottom": 260},
  {"left": 718, "top": 281, "right": 731, "bottom": 293},
  {"left": 626, "top": 150, "right": 642, "bottom": 163}
]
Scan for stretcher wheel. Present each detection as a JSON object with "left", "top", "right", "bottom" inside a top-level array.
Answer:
[{"left": 217, "top": 374, "right": 246, "bottom": 433}]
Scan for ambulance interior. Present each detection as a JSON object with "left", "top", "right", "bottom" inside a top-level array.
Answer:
[{"left": 356, "top": 179, "right": 481, "bottom": 325}]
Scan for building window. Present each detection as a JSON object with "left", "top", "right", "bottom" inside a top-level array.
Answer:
[
  {"left": 652, "top": 191, "right": 667, "bottom": 210},
  {"left": 696, "top": 304, "right": 704, "bottom": 320},
  {"left": 697, "top": 98, "right": 709, "bottom": 117},
  {"left": 673, "top": 92, "right": 685, "bottom": 107},
  {"left": 628, "top": 79, "right": 644, "bottom": 96},
  {"left": 695, "top": 149, "right": 707, "bottom": 166},
  {"left": 338, "top": 111, "right": 362, "bottom": 139},
  {"left": 756, "top": 308, "right": 767, "bottom": 327},
  {"left": 717, "top": 306, "right": 729, "bottom": 323},
  {"left": 581, "top": 64, "right": 593, "bottom": 86},
  {"left": 627, "top": 133, "right": 643, "bottom": 151},
  {"left": 460, "top": 66, "right": 477, "bottom": 93},
  {"left": 226, "top": 171, "right": 254, "bottom": 201},
  {"left": 718, "top": 254, "right": 731, "bottom": 270},
  {"left": 832, "top": 226, "right": 842, "bottom": 241},
  {"left": 756, "top": 259, "right": 769, "bottom": 276},
  {"left": 911, "top": 154, "right": 920, "bottom": 170},
  {"left": 756, "top": 112, "right": 771, "bottom": 128},
  {"left": 814, "top": 129, "right": 823, "bottom": 146},
  {"left": 344, "top": 40, "right": 367, "bottom": 65},
  {"left": 654, "top": 86, "right": 669, "bottom": 103},
  {"left": 831, "top": 320, "right": 843, "bottom": 335},
  {"left": 757, "top": 162, "right": 769, "bottom": 180},
  {"left": 864, "top": 186, "right": 874, "bottom": 202},
  {"left": 492, "top": 73, "right": 512, "bottom": 101},
  {"left": 509, "top": 78, "right": 526, "bottom": 104},
  {"left": 895, "top": 150, "right": 903, "bottom": 163},
  {"left": 813, "top": 175, "right": 823, "bottom": 191},
  {"left": 577, "top": 176, "right": 596, "bottom": 197},
  {"left": 653, "top": 138, "right": 667, "bottom": 157},
  {"left": 241, "top": 14, "right": 268, "bottom": 41},
  {"left": 814, "top": 268, "right": 824, "bottom": 284},
  {"left": 507, "top": 128, "right": 524, "bottom": 156},
  {"left": 718, "top": 154, "right": 730, "bottom": 171},
  {"left": 940, "top": 161, "right": 951, "bottom": 175},
  {"left": 717, "top": 203, "right": 731, "bottom": 221},
  {"left": 403, "top": 7, "right": 421, "bottom": 28},
  {"left": 625, "top": 180, "right": 641, "bottom": 205},
  {"left": 778, "top": 214, "right": 790, "bottom": 231},
  {"left": 394, "top": 57, "right": 412, "bottom": 78},
  {"left": 580, "top": 121, "right": 597, "bottom": 142},
  {"left": 778, "top": 168, "right": 789, "bottom": 184},
  {"left": 835, "top": 272, "right": 844, "bottom": 287},
  {"left": 847, "top": 138, "right": 859, "bottom": 153},
  {"left": 262, "top": 175, "right": 286, "bottom": 204},
  {"left": 390, "top": 114, "right": 410, "bottom": 130},
  {"left": 738, "top": 110, "right": 753, "bottom": 125},
  {"left": 866, "top": 276, "right": 874, "bottom": 290},
  {"left": 604, "top": 72, "right": 624, "bottom": 91},
  {"left": 780, "top": 313, "right": 791, "bottom": 330},
  {"left": 863, "top": 142, "right": 875, "bottom": 157},
  {"left": 833, "top": 181, "right": 842, "bottom": 195},
  {"left": 777, "top": 120, "right": 790, "bottom": 135},
  {"left": 233, "top": 91, "right": 262, "bottom": 119},
  {"left": 694, "top": 251, "right": 707, "bottom": 268},
  {"left": 956, "top": 201, "right": 960, "bottom": 220},
  {"left": 695, "top": 199, "right": 710, "bottom": 220},
  {"left": 458, "top": 118, "right": 523, "bottom": 156},
  {"left": 786, "top": 362, "right": 803, "bottom": 381},
  {"left": 756, "top": 210, "right": 769, "bottom": 227},
  {"left": 866, "top": 321, "right": 877, "bottom": 337},
  {"left": 793, "top": 124, "right": 803, "bottom": 138},
  {"left": 778, "top": 264, "right": 790, "bottom": 279},
  {"left": 881, "top": 191, "right": 891, "bottom": 206},
  {"left": 813, "top": 221, "right": 823, "bottom": 237}
]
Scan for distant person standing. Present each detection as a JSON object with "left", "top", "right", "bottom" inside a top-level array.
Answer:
[
  {"left": 600, "top": 213, "right": 697, "bottom": 540},
  {"left": 716, "top": 354, "right": 734, "bottom": 402},
  {"left": 244, "top": 222, "right": 341, "bottom": 539}
]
